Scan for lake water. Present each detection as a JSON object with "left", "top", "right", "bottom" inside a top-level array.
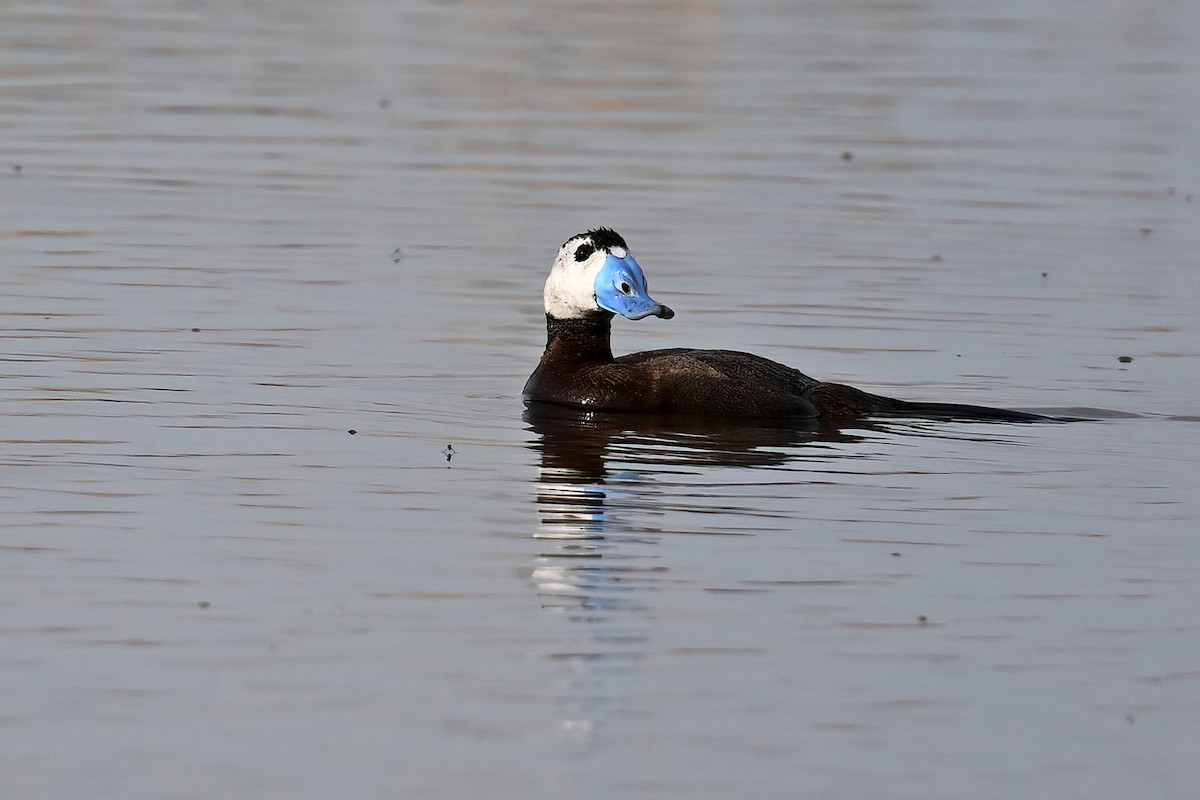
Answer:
[{"left": 2, "top": 1, "right": 1198, "bottom": 798}]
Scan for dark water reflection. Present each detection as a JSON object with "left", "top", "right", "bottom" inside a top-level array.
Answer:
[
  {"left": 524, "top": 403, "right": 1049, "bottom": 630},
  {"left": 527, "top": 405, "right": 834, "bottom": 626}
]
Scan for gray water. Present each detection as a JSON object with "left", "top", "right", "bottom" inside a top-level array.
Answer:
[{"left": 3, "top": 1, "right": 1199, "bottom": 798}]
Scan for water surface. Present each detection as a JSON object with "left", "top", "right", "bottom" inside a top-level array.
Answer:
[{"left": 2, "top": 1, "right": 1198, "bottom": 798}]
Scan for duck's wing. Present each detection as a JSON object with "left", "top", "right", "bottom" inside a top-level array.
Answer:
[
  {"left": 605, "top": 348, "right": 820, "bottom": 417},
  {"left": 614, "top": 349, "right": 932, "bottom": 418}
]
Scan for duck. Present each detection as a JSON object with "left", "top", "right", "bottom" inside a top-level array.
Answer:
[{"left": 523, "top": 228, "right": 1045, "bottom": 422}]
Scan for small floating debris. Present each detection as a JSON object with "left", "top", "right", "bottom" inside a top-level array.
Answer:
[
  {"left": 930, "top": 253, "right": 943, "bottom": 262},
  {"left": 1041, "top": 271, "right": 1048, "bottom": 278},
  {"left": 13, "top": 164, "right": 21, "bottom": 175},
  {"left": 841, "top": 150, "right": 853, "bottom": 162},
  {"left": 198, "top": 601, "right": 210, "bottom": 609},
  {"left": 1117, "top": 355, "right": 1133, "bottom": 364},
  {"left": 1140, "top": 227, "right": 1153, "bottom": 237},
  {"left": 378, "top": 98, "right": 391, "bottom": 109},
  {"left": 917, "top": 614, "right": 928, "bottom": 624}
]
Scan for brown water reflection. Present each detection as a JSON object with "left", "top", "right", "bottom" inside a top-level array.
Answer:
[
  {"left": 527, "top": 406, "right": 837, "bottom": 626},
  {"left": 524, "top": 402, "right": 1045, "bottom": 630}
]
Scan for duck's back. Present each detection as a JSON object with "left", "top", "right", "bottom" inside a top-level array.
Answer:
[
  {"left": 599, "top": 347, "right": 896, "bottom": 418},
  {"left": 616, "top": 347, "right": 814, "bottom": 393}
]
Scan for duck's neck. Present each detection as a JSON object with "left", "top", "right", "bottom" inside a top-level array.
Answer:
[{"left": 542, "top": 312, "right": 614, "bottom": 364}]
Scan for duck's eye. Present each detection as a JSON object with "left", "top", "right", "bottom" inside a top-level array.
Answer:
[
  {"left": 573, "top": 244, "right": 594, "bottom": 262},
  {"left": 620, "top": 282, "right": 631, "bottom": 294}
]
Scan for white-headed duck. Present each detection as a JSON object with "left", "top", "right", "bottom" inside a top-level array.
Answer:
[{"left": 524, "top": 228, "right": 1043, "bottom": 421}]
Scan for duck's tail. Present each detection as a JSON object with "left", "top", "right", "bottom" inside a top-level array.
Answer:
[
  {"left": 882, "top": 399, "right": 1052, "bottom": 423},
  {"left": 806, "top": 382, "right": 1053, "bottom": 422}
]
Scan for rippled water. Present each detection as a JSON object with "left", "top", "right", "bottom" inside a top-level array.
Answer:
[{"left": 3, "top": 1, "right": 1198, "bottom": 798}]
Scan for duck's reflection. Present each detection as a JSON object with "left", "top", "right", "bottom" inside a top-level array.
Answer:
[
  {"left": 525, "top": 402, "right": 868, "bottom": 622},
  {"left": 523, "top": 404, "right": 1045, "bottom": 748}
]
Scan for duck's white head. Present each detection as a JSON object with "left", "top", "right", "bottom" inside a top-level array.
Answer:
[{"left": 543, "top": 228, "right": 675, "bottom": 321}]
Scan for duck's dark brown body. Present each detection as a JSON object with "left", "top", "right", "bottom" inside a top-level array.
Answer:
[{"left": 524, "top": 313, "right": 1044, "bottom": 422}]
